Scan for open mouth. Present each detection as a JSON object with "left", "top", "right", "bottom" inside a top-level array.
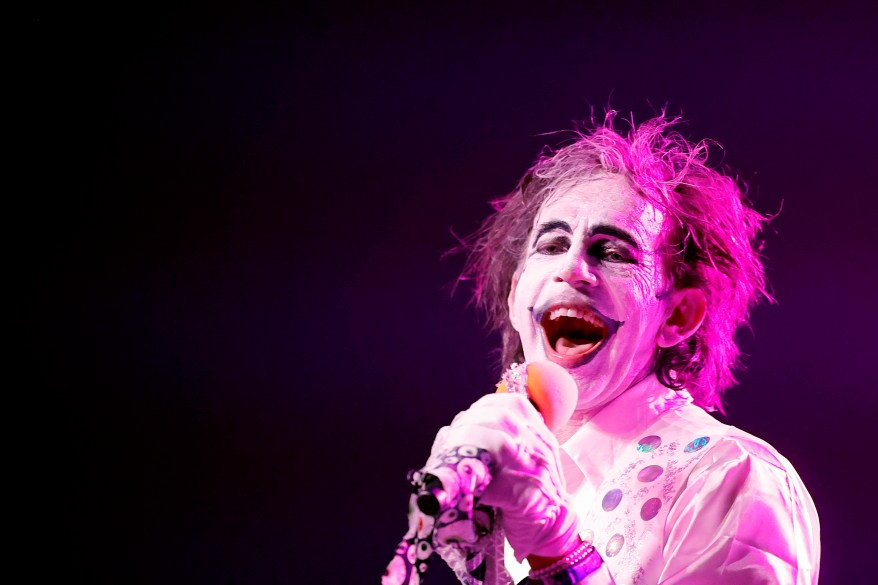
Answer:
[{"left": 540, "top": 305, "right": 609, "bottom": 366}]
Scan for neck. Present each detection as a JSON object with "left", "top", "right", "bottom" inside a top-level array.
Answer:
[{"left": 554, "top": 371, "right": 660, "bottom": 443}]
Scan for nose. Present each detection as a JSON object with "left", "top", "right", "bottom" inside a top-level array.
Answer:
[{"left": 553, "top": 252, "right": 597, "bottom": 287}]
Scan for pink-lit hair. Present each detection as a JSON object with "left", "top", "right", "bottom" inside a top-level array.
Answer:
[{"left": 462, "top": 112, "right": 771, "bottom": 411}]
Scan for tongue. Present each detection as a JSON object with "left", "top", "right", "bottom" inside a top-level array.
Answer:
[{"left": 555, "top": 336, "right": 597, "bottom": 355}]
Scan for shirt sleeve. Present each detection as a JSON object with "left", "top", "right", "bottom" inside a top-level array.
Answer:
[{"left": 657, "top": 436, "right": 820, "bottom": 584}]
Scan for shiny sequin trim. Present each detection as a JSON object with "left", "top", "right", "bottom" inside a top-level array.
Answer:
[
  {"left": 636, "top": 435, "right": 662, "bottom": 453},
  {"left": 684, "top": 436, "right": 710, "bottom": 453}
]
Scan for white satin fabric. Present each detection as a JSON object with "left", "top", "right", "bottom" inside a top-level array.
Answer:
[{"left": 505, "top": 376, "right": 820, "bottom": 584}]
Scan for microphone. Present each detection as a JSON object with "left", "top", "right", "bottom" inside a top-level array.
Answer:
[
  {"left": 415, "top": 360, "right": 577, "bottom": 516},
  {"left": 494, "top": 360, "right": 577, "bottom": 433}
]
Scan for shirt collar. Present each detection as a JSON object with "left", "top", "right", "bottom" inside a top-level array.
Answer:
[{"left": 560, "top": 375, "right": 693, "bottom": 490}]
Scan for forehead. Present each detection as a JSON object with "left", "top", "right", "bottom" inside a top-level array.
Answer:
[{"left": 534, "top": 174, "right": 666, "bottom": 247}]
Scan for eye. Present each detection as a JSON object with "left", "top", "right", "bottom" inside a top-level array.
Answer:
[
  {"left": 535, "top": 236, "right": 569, "bottom": 256},
  {"left": 590, "top": 240, "right": 636, "bottom": 264}
]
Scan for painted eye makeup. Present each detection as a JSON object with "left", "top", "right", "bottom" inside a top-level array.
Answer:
[
  {"left": 533, "top": 235, "right": 570, "bottom": 256},
  {"left": 589, "top": 239, "right": 637, "bottom": 264}
]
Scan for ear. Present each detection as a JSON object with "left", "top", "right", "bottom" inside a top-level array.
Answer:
[
  {"left": 656, "top": 288, "right": 707, "bottom": 348},
  {"left": 507, "top": 277, "right": 521, "bottom": 332}
]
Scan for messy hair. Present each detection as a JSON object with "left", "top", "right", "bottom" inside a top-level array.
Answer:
[{"left": 462, "top": 112, "right": 771, "bottom": 411}]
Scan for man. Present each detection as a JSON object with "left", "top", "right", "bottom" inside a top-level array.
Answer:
[{"left": 385, "top": 113, "right": 820, "bottom": 584}]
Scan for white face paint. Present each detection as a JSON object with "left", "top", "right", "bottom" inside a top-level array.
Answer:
[{"left": 508, "top": 174, "right": 671, "bottom": 415}]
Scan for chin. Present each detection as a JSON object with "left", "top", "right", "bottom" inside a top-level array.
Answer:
[{"left": 567, "top": 353, "right": 646, "bottom": 412}]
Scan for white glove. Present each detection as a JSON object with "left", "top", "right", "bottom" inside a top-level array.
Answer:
[{"left": 425, "top": 393, "right": 581, "bottom": 563}]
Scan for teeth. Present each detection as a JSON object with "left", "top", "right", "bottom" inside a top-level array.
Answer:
[{"left": 548, "top": 306, "right": 603, "bottom": 326}]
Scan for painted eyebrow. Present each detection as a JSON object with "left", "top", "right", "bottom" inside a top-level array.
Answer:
[
  {"left": 531, "top": 220, "right": 572, "bottom": 247},
  {"left": 531, "top": 221, "right": 640, "bottom": 251},
  {"left": 589, "top": 224, "right": 640, "bottom": 250}
]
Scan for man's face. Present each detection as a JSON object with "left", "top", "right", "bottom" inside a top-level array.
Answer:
[{"left": 508, "top": 174, "right": 671, "bottom": 413}]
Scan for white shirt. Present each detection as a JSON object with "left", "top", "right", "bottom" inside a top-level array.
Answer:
[{"left": 505, "top": 376, "right": 820, "bottom": 584}]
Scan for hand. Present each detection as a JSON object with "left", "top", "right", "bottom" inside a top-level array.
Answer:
[{"left": 425, "top": 393, "right": 581, "bottom": 562}]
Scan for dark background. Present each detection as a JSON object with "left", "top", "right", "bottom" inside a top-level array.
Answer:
[{"left": 38, "top": 1, "right": 877, "bottom": 583}]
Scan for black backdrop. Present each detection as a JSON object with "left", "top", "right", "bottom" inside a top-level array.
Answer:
[{"left": 39, "top": 1, "right": 877, "bottom": 582}]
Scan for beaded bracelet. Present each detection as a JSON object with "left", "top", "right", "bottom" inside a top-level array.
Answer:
[{"left": 527, "top": 541, "right": 602, "bottom": 584}]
